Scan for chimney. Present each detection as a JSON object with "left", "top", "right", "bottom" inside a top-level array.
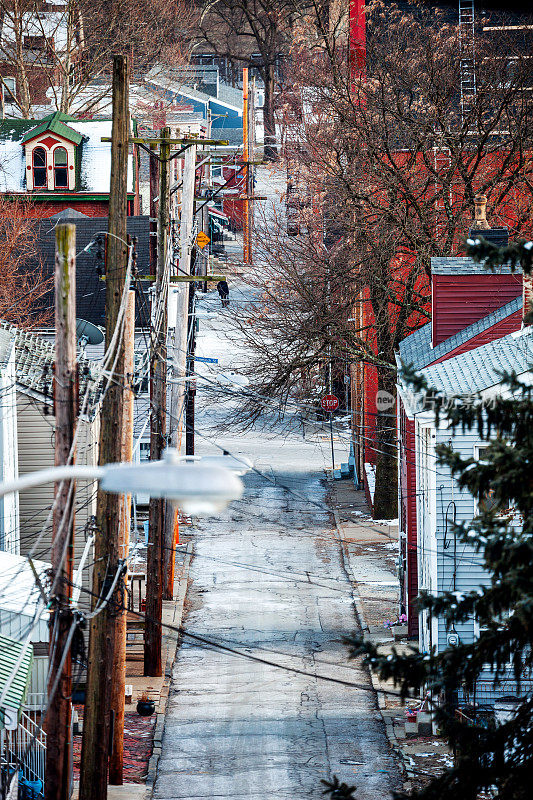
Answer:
[
  {"left": 471, "top": 194, "right": 490, "bottom": 230},
  {"left": 468, "top": 194, "right": 509, "bottom": 247}
]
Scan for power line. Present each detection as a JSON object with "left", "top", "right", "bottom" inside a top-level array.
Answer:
[{"left": 69, "top": 578, "right": 412, "bottom": 699}]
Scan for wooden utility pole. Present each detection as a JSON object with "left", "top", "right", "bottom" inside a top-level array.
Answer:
[
  {"left": 45, "top": 223, "right": 77, "bottom": 800},
  {"left": 242, "top": 67, "right": 250, "bottom": 266},
  {"left": 164, "top": 140, "right": 197, "bottom": 599},
  {"left": 185, "top": 270, "right": 196, "bottom": 456},
  {"left": 169, "top": 139, "right": 196, "bottom": 443},
  {"left": 149, "top": 143, "right": 159, "bottom": 270},
  {"left": 109, "top": 287, "right": 135, "bottom": 784},
  {"left": 79, "top": 54, "right": 129, "bottom": 800},
  {"left": 144, "top": 127, "right": 170, "bottom": 676}
]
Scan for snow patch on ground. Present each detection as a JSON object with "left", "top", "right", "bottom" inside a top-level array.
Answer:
[{"left": 365, "top": 462, "right": 375, "bottom": 501}]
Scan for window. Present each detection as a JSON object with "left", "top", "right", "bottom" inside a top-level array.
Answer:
[
  {"left": 139, "top": 441, "right": 150, "bottom": 462},
  {"left": 32, "top": 147, "right": 47, "bottom": 188},
  {"left": 54, "top": 147, "right": 68, "bottom": 188},
  {"left": 23, "top": 35, "right": 46, "bottom": 50},
  {"left": 2, "top": 77, "right": 15, "bottom": 102},
  {"left": 474, "top": 445, "right": 522, "bottom": 524}
]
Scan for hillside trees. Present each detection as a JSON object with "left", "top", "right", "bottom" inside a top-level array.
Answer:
[{"left": 197, "top": 0, "right": 309, "bottom": 160}]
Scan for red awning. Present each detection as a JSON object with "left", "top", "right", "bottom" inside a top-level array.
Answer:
[{"left": 208, "top": 207, "right": 229, "bottom": 221}]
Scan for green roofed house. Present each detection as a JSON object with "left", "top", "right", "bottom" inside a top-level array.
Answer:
[
  {"left": 0, "top": 111, "right": 140, "bottom": 217},
  {"left": 0, "top": 634, "right": 47, "bottom": 793},
  {"left": 0, "top": 634, "right": 33, "bottom": 730}
]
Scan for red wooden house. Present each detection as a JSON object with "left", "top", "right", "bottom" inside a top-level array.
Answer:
[{"left": 396, "top": 242, "right": 524, "bottom": 636}]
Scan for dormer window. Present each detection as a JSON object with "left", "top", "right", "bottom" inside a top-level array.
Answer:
[
  {"left": 22, "top": 113, "right": 82, "bottom": 192},
  {"left": 54, "top": 147, "right": 68, "bottom": 188},
  {"left": 32, "top": 147, "right": 47, "bottom": 188}
]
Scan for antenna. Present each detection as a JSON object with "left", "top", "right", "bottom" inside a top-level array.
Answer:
[{"left": 76, "top": 318, "right": 104, "bottom": 347}]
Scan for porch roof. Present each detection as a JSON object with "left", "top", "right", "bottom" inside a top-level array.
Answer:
[{"left": 0, "top": 634, "right": 33, "bottom": 714}]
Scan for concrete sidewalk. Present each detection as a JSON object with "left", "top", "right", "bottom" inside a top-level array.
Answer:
[
  {"left": 329, "top": 479, "right": 452, "bottom": 793},
  {"left": 72, "top": 540, "right": 194, "bottom": 797}
]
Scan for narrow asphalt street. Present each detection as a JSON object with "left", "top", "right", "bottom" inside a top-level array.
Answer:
[{"left": 153, "top": 274, "right": 402, "bottom": 798}]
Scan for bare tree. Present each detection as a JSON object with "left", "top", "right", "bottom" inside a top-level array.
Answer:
[
  {"left": 0, "top": 199, "right": 51, "bottom": 327},
  {"left": 197, "top": 0, "right": 307, "bottom": 161},
  {"left": 227, "top": 2, "right": 533, "bottom": 517},
  {"left": 0, "top": 0, "right": 195, "bottom": 118}
]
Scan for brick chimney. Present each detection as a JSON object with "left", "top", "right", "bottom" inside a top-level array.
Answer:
[
  {"left": 468, "top": 194, "right": 509, "bottom": 246},
  {"left": 471, "top": 194, "right": 490, "bottom": 230}
]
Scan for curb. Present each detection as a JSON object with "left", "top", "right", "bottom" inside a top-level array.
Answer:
[
  {"left": 331, "top": 505, "right": 409, "bottom": 783},
  {"left": 146, "top": 541, "right": 194, "bottom": 793}
]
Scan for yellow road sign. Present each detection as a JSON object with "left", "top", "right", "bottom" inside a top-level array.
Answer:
[{"left": 196, "top": 232, "right": 211, "bottom": 249}]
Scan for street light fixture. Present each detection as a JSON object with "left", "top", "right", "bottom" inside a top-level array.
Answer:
[
  {"left": 174, "top": 453, "right": 253, "bottom": 476},
  {"left": 0, "top": 448, "right": 247, "bottom": 515}
]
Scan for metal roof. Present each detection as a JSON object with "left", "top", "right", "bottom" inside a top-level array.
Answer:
[
  {"left": 0, "top": 322, "right": 102, "bottom": 411},
  {"left": 431, "top": 256, "right": 521, "bottom": 276},
  {"left": 0, "top": 634, "right": 33, "bottom": 713},
  {"left": 422, "top": 327, "right": 533, "bottom": 396},
  {"left": 21, "top": 111, "right": 83, "bottom": 146},
  {"left": 398, "top": 296, "right": 522, "bottom": 370}
]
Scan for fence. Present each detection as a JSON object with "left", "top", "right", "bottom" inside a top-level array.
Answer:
[
  {"left": 458, "top": 678, "right": 533, "bottom": 711},
  {"left": 1, "top": 710, "right": 46, "bottom": 796}
]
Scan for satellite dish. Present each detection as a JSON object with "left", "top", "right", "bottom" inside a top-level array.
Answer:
[{"left": 76, "top": 319, "right": 104, "bottom": 346}]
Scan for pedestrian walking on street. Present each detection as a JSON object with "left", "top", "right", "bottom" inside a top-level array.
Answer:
[{"left": 217, "top": 279, "right": 230, "bottom": 308}]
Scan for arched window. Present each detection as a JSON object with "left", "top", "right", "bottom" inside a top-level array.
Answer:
[
  {"left": 54, "top": 147, "right": 68, "bottom": 188},
  {"left": 32, "top": 147, "right": 47, "bottom": 188}
]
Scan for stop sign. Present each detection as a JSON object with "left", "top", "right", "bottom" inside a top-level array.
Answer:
[{"left": 321, "top": 394, "right": 339, "bottom": 412}]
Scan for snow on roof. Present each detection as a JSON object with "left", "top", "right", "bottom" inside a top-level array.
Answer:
[
  {"left": 63, "top": 119, "right": 134, "bottom": 193},
  {"left": 0, "top": 322, "right": 102, "bottom": 410},
  {"left": 431, "top": 256, "right": 520, "bottom": 275},
  {"left": 422, "top": 328, "right": 533, "bottom": 396},
  {"left": 0, "top": 135, "right": 25, "bottom": 192},
  {"left": 400, "top": 326, "right": 533, "bottom": 416},
  {"left": 0, "top": 117, "right": 134, "bottom": 194},
  {"left": 398, "top": 296, "right": 523, "bottom": 371},
  {"left": 1, "top": 11, "right": 71, "bottom": 52},
  {"left": 0, "top": 551, "right": 50, "bottom": 622}
]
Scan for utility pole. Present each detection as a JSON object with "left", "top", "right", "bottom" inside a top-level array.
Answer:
[
  {"left": 149, "top": 143, "right": 159, "bottom": 270},
  {"left": 45, "top": 223, "right": 77, "bottom": 800},
  {"left": 109, "top": 286, "right": 135, "bottom": 784},
  {"left": 144, "top": 126, "right": 170, "bottom": 677},
  {"left": 79, "top": 54, "right": 129, "bottom": 800},
  {"left": 185, "top": 266, "right": 196, "bottom": 456},
  {"left": 164, "top": 140, "right": 197, "bottom": 598},
  {"left": 242, "top": 67, "right": 250, "bottom": 266}
]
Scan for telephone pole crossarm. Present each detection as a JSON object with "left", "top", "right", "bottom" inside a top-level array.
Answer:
[{"left": 101, "top": 137, "right": 229, "bottom": 164}]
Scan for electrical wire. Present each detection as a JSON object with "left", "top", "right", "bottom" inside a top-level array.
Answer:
[{"left": 69, "top": 578, "right": 412, "bottom": 699}]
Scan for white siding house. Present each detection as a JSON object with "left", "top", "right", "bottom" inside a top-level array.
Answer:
[
  {"left": 0, "top": 329, "right": 18, "bottom": 554},
  {"left": 399, "top": 327, "right": 533, "bottom": 702},
  {"left": 0, "top": 551, "right": 50, "bottom": 708},
  {"left": 2, "top": 324, "right": 101, "bottom": 617}
]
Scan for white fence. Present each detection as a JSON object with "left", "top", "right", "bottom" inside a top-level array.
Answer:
[{"left": 1, "top": 710, "right": 46, "bottom": 795}]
